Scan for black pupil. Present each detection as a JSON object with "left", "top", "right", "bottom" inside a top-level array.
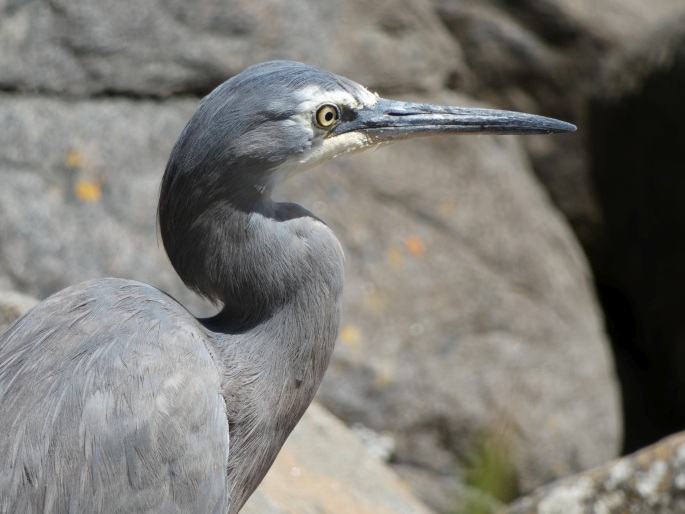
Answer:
[{"left": 324, "top": 111, "right": 333, "bottom": 122}]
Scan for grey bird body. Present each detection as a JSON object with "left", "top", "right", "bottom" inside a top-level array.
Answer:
[
  {"left": 0, "top": 61, "right": 574, "bottom": 513},
  {"left": 0, "top": 214, "right": 342, "bottom": 513}
]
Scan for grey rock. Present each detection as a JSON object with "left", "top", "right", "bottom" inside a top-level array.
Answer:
[
  {"left": 435, "top": 0, "right": 685, "bottom": 248},
  {"left": 432, "top": 0, "right": 685, "bottom": 465},
  {"left": 505, "top": 431, "right": 685, "bottom": 514},
  {"left": 0, "top": 94, "right": 209, "bottom": 314},
  {"left": 244, "top": 403, "right": 435, "bottom": 514},
  {"left": 0, "top": 0, "right": 466, "bottom": 96}
]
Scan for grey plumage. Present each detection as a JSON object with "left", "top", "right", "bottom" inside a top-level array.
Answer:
[
  {"left": 0, "top": 280, "right": 231, "bottom": 512},
  {"left": 0, "top": 61, "right": 574, "bottom": 513}
]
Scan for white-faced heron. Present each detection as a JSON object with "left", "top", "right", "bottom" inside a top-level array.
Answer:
[{"left": 0, "top": 61, "right": 575, "bottom": 513}]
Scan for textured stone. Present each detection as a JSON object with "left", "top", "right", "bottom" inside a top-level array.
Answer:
[
  {"left": 435, "top": 0, "right": 685, "bottom": 248},
  {"left": 244, "top": 403, "right": 434, "bottom": 514},
  {"left": 0, "top": 0, "right": 465, "bottom": 97},
  {"left": 0, "top": 94, "right": 206, "bottom": 313},
  {"left": 433, "top": 0, "right": 685, "bottom": 464},
  {"left": 506, "top": 431, "right": 685, "bottom": 514}
]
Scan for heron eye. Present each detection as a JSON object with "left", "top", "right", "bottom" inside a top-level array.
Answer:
[{"left": 314, "top": 104, "right": 340, "bottom": 129}]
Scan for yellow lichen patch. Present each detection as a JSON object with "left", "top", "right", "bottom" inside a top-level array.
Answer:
[
  {"left": 654, "top": 441, "right": 673, "bottom": 462},
  {"left": 373, "top": 363, "right": 395, "bottom": 388},
  {"left": 363, "top": 291, "right": 386, "bottom": 312},
  {"left": 438, "top": 200, "right": 455, "bottom": 218},
  {"left": 65, "top": 149, "right": 86, "bottom": 169},
  {"left": 387, "top": 247, "right": 404, "bottom": 270},
  {"left": 339, "top": 325, "right": 365, "bottom": 362},
  {"left": 405, "top": 236, "right": 425, "bottom": 257},
  {"left": 339, "top": 325, "right": 362, "bottom": 347},
  {"left": 75, "top": 180, "right": 102, "bottom": 202}
]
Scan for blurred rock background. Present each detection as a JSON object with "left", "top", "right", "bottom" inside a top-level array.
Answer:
[{"left": 1, "top": 0, "right": 685, "bottom": 512}]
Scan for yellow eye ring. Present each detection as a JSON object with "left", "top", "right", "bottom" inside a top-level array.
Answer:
[{"left": 314, "top": 104, "right": 340, "bottom": 129}]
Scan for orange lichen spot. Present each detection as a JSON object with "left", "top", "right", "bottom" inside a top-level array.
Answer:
[
  {"left": 405, "top": 236, "right": 425, "bottom": 257},
  {"left": 75, "top": 180, "right": 102, "bottom": 202},
  {"left": 339, "top": 325, "right": 362, "bottom": 346},
  {"left": 65, "top": 149, "right": 85, "bottom": 169}
]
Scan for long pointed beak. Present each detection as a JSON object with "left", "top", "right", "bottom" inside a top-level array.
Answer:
[{"left": 330, "top": 98, "right": 576, "bottom": 142}]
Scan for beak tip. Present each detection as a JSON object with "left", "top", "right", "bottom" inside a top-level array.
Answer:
[
  {"left": 558, "top": 121, "right": 577, "bottom": 133},
  {"left": 535, "top": 117, "right": 576, "bottom": 134}
]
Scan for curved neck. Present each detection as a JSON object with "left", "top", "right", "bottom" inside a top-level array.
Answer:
[
  {"left": 159, "top": 160, "right": 345, "bottom": 327},
  {"left": 159, "top": 180, "right": 346, "bottom": 513}
]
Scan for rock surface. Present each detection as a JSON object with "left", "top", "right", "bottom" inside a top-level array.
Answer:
[
  {"left": 505, "top": 431, "right": 685, "bottom": 514},
  {"left": 434, "top": 0, "right": 685, "bottom": 248},
  {"left": 244, "top": 403, "right": 435, "bottom": 514},
  {"left": 0, "top": 95, "right": 203, "bottom": 310},
  {"left": 0, "top": 0, "right": 465, "bottom": 97},
  {"left": 429, "top": 1, "right": 685, "bottom": 456}
]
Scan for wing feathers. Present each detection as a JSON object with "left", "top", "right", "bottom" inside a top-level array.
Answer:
[{"left": 0, "top": 278, "right": 229, "bottom": 513}]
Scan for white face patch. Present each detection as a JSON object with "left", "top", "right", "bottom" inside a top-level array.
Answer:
[
  {"left": 271, "top": 82, "right": 380, "bottom": 183},
  {"left": 275, "top": 131, "right": 372, "bottom": 183}
]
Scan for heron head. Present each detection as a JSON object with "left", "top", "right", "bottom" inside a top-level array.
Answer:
[
  {"left": 166, "top": 61, "right": 380, "bottom": 198},
  {"left": 167, "top": 61, "right": 575, "bottom": 200}
]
